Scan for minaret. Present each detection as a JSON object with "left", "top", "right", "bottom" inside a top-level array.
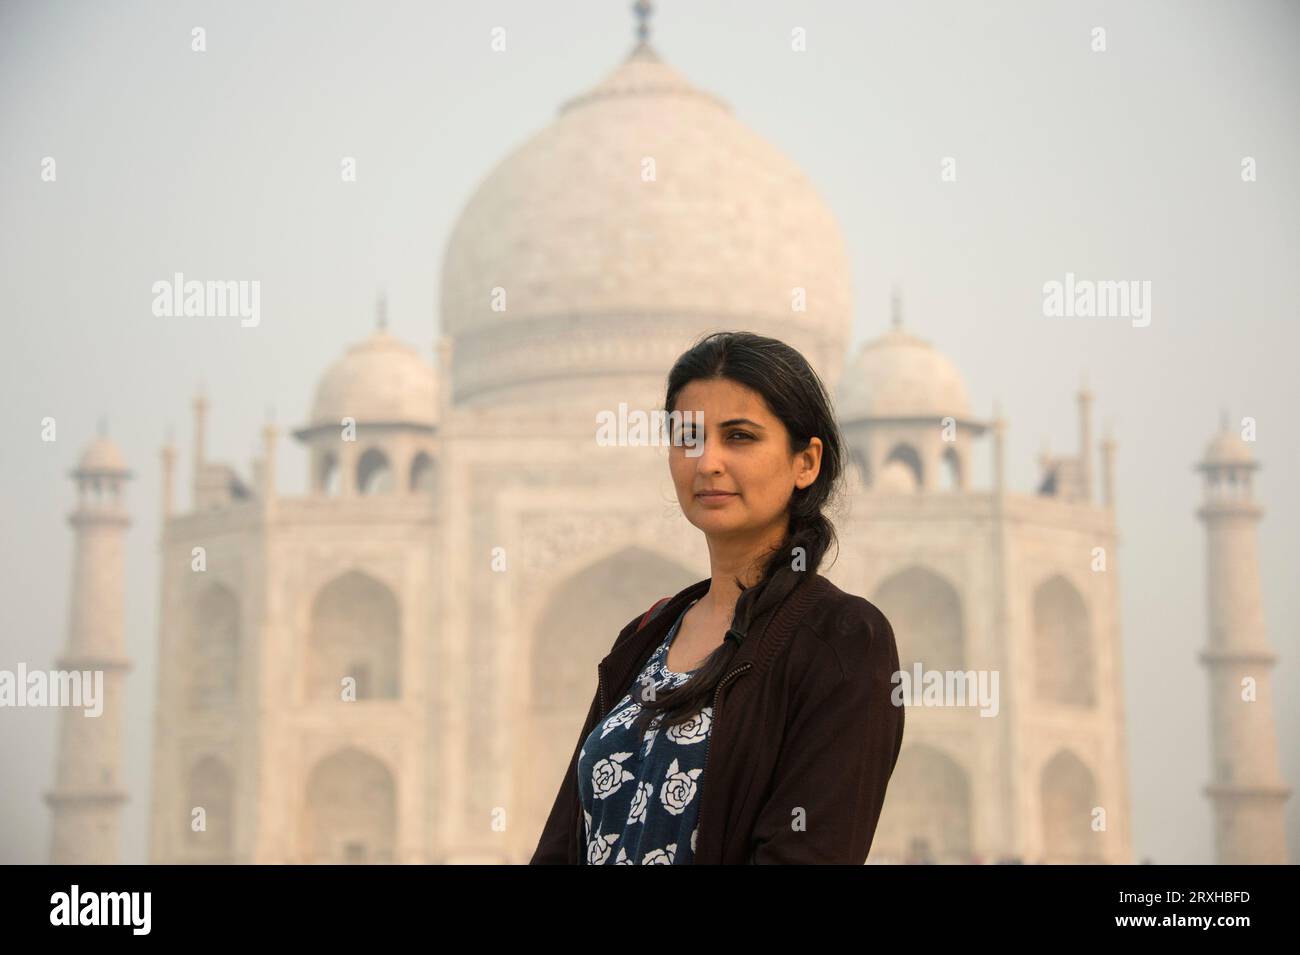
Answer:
[
  {"left": 989, "top": 398, "right": 1015, "bottom": 850},
  {"left": 44, "top": 420, "right": 134, "bottom": 863},
  {"left": 1195, "top": 411, "right": 1290, "bottom": 863}
]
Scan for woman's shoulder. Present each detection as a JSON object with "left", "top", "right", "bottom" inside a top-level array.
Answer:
[{"left": 794, "top": 575, "right": 898, "bottom": 681}]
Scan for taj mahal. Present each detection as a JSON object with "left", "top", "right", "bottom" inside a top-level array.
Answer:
[{"left": 43, "top": 10, "right": 1288, "bottom": 865}]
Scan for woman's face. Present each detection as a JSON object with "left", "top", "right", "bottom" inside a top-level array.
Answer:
[{"left": 668, "top": 377, "right": 822, "bottom": 543}]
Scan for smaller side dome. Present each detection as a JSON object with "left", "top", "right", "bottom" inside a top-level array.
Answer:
[
  {"left": 1201, "top": 428, "right": 1256, "bottom": 468},
  {"left": 76, "top": 434, "right": 130, "bottom": 474},
  {"left": 836, "top": 326, "right": 971, "bottom": 422},
  {"left": 310, "top": 329, "right": 437, "bottom": 428}
]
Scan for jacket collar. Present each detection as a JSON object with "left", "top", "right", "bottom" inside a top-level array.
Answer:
[{"left": 597, "top": 572, "right": 830, "bottom": 708}]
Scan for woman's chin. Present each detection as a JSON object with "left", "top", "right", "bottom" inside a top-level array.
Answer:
[{"left": 689, "top": 510, "right": 748, "bottom": 534}]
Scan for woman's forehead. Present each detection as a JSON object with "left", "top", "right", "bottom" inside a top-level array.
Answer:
[{"left": 674, "top": 379, "right": 771, "bottom": 416}]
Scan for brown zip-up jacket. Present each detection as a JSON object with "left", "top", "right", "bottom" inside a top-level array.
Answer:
[{"left": 529, "top": 571, "right": 905, "bottom": 864}]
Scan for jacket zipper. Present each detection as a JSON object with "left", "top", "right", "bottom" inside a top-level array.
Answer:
[{"left": 694, "top": 661, "right": 752, "bottom": 861}]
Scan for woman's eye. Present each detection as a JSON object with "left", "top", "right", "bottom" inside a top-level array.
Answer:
[{"left": 674, "top": 430, "right": 751, "bottom": 443}]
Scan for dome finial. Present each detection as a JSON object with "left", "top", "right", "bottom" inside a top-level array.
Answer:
[
  {"left": 1219, "top": 404, "right": 1229, "bottom": 432},
  {"left": 97, "top": 415, "right": 108, "bottom": 437},
  {"left": 890, "top": 284, "right": 903, "bottom": 329},
  {"left": 376, "top": 290, "right": 388, "bottom": 331},
  {"left": 633, "top": 0, "right": 653, "bottom": 47}
]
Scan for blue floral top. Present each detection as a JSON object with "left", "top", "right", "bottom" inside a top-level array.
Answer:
[{"left": 577, "top": 598, "right": 710, "bottom": 864}]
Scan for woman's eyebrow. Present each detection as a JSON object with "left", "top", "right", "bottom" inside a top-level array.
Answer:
[{"left": 716, "top": 418, "right": 766, "bottom": 429}]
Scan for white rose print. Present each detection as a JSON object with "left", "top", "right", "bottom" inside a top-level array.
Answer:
[
  {"left": 660, "top": 758, "right": 703, "bottom": 815},
  {"left": 642, "top": 843, "right": 677, "bottom": 864},
  {"left": 587, "top": 830, "right": 619, "bottom": 864},
  {"left": 627, "top": 780, "right": 652, "bottom": 825},
  {"left": 664, "top": 706, "right": 711, "bottom": 745},
  {"left": 600, "top": 701, "right": 640, "bottom": 738},
  {"left": 591, "top": 751, "right": 635, "bottom": 798}
]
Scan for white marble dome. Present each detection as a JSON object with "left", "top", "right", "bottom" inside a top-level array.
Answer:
[
  {"left": 837, "top": 325, "right": 971, "bottom": 422},
  {"left": 439, "top": 43, "right": 853, "bottom": 406},
  {"left": 310, "top": 329, "right": 437, "bottom": 427}
]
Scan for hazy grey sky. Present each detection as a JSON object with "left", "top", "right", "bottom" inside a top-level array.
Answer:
[{"left": 2, "top": 0, "right": 1297, "bottom": 864}]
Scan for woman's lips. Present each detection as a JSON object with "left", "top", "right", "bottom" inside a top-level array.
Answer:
[{"left": 696, "top": 491, "right": 737, "bottom": 504}]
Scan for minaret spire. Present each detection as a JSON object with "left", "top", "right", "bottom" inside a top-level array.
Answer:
[
  {"left": 1099, "top": 417, "right": 1117, "bottom": 510},
  {"left": 891, "top": 285, "right": 903, "bottom": 329},
  {"left": 1078, "top": 378, "right": 1093, "bottom": 504},
  {"left": 161, "top": 426, "right": 177, "bottom": 520},
  {"left": 192, "top": 380, "right": 209, "bottom": 508},
  {"left": 261, "top": 403, "right": 279, "bottom": 512}
]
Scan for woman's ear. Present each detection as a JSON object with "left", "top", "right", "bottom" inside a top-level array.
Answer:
[{"left": 796, "top": 437, "right": 823, "bottom": 488}]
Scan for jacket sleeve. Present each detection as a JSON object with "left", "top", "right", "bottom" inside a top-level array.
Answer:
[
  {"left": 529, "top": 687, "right": 600, "bottom": 864},
  {"left": 529, "top": 603, "right": 669, "bottom": 864},
  {"left": 747, "top": 600, "right": 904, "bottom": 864}
]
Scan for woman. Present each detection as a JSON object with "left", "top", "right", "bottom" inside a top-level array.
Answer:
[{"left": 530, "top": 331, "right": 904, "bottom": 864}]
